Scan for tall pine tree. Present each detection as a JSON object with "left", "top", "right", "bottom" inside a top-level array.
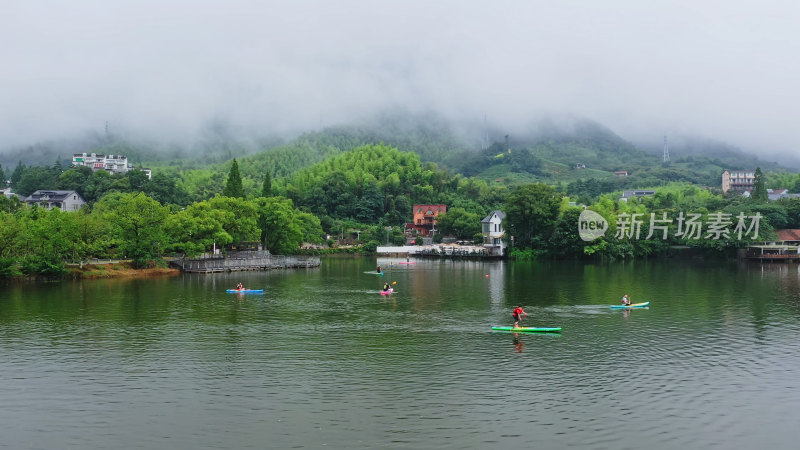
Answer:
[
  {"left": 261, "top": 172, "right": 272, "bottom": 197},
  {"left": 223, "top": 159, "right": 244, "bottom": 198},
  {"left": 10, "top": 161, "right": 25, "bottom": 187},
  {"left": 751, "top": 167, "right": 767, "bottom": 202}
]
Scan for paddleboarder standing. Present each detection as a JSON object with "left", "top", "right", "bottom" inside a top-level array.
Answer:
[{"left": 512, "top": 306, "right": 527, "bottom": 328}]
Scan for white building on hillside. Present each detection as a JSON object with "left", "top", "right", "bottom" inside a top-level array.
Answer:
[
  {"left": 722, "top": 169, "right": 755, "bottom": 193},
  {"left": 481, "top": 210, "right": 507, "bottom": 257},
  {"left": 72, "top": 152, "right": 152, "bottom": 179}
]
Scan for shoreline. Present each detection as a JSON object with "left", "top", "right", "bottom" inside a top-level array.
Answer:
[{"left": 71, "top": 264, "right": 181, "bottom": 279}]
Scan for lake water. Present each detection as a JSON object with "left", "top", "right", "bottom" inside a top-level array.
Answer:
[{"left": 1, "top": 257, "right": 799, "bottom": 449}]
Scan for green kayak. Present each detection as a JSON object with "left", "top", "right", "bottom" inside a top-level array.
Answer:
[{"left": 491, "top": 326, "right": 562, "bottom": 333}]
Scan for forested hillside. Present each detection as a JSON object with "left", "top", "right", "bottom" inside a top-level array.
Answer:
[{"left": 4, "top": 113, "right": 793, "bottom": 197}]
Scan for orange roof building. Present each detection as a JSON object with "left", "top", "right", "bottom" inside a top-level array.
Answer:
[{"left": 406, "top": 204, "right": 447, "bottom": 237}]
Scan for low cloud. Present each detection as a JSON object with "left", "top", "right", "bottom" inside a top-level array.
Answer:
[{"left": 2, "top": 1, "right": 799, "bottom": 165}]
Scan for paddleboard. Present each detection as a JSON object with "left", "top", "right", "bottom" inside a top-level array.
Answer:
[
  {"left": 398, "top": 262, "right": 416, "bottom": 265},
  {"left": 226, "top": 289, "right": 264, "bottom": 293},
  {"left": 364, "top": 271, "right": 384, "bottom": 276},
  {"left": 609, "top": 301, "right": 650, "bottom": 309},
  {"left": 380, "top": 288, "right": 395, "bottom": 295},
  {"left": 491, "top": 326, "right": 562, "bottom": 332}
]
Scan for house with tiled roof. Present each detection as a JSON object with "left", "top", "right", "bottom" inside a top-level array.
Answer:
[
  {"left": 767, "top": 188, "right": 800, "bottom": 201},
  {"left": 24, "top": 190, "right": 85, "bottom": 211},
  {"left": 405, "top": 204, "right": 447, "bottom": 237},
  {"left": 481, "top": 210, "right": 507, "bottom": 257},
  {"left": 746, "top": 229, "right": 800, "bottom": 260},
  {"left": 776, "top": 229, "right": 800, "bottom": 244}
]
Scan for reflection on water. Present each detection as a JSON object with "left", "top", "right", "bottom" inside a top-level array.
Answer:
[{"left": 1, "top": 258, "right": 799, "bottom": 449}]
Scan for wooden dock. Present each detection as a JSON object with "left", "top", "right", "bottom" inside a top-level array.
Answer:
[
  {"left": 745, "top": 244, "right": 800, "bottom": 262},
  {"left": 746, "top": 253, "right": 800, "bottom": 262}
]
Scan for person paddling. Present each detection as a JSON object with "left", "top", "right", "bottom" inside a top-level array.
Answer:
[
  {"left": 383, "top": 282, "right": 390, "bottom": 292},
  {"left": 512, "top": 306, "right": 527, "bottom": 328},
  {"left": 377, "top": 265, "right": 382, "bottom": 274},
  {"left": 621, "top": 294, "right": 631, "bottom": 306},
  {"left": 237, "top": 282, "right": 244, "bottom": 291}
]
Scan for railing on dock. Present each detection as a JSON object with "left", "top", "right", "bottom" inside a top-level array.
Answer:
[
  {"left": 170, "top": 250, "right": 320, "bottom": 273},
  {"left": 745, "top": 245, "right": 800, "bottom": 262}
]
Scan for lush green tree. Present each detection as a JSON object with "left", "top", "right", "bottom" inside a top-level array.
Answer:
[
  {"left": 792, "top": 177, "right": 800, "bottom": 194},
  {"left": 95, "top": 192, "right": 169, "bottom": 267},
  {"left": 0, "top": 163, "right": 6, "bottom": 187},
  {"left": 83, "top": 170, "right": 115, "bottom": 203},
  {"left": 751, "top": 167, "right": 767, "bottom": 202},
  {"left": 10, "top": 161, "right": 25, "bottom": 187},
  {"left": 256, "top": 196, "right": 304, "bottom": 254},
  {"left": 0, "top": 194, "right": 22, "bottom": 213},
  {"left": 12, "top": 206, "right": 77, "bottom": 275},
  {"left": 15, "top": 166, "right": 60, "bottom": 196},
  {"left": 777, "top": 198, "right": 800, "bottom": 228},
  {"left": 58, "top": 166, "right": 94, "bottom": 196},
  {"left": 207, "top": 196, "right": 260, "bottom": 245},
  {"left": 73, "top": 209, "right": 112, "bottom": 262},
  {"left": 435, "top": 207, "right": 481, "bottom": 240},
  {"left": 302, "top": 169, "right": 357, "bottom": 219},
  {"left": 548, "top": 207, "right": 587, "bottom": 258},
  {"left": 126, "top": 169, "right": 150, "bottom": 192},
  {"left": 146, "top": 172, "right": 190, "bottom": 206},
  {"left": 180, "top": 169, "right": 224, "bottom": 202},
  {"left": 354, "top": 180, "right": 384, "bottom": 223},
  {"left": 0, "top": 212, "right": 22, "bottom": 258},
  {"left": 387, "top": 194, "right": 412, "bottom": 224},
  {"left": 296, "top": 211, "right": 325, "bottom": 244},
  {"left": 503, "top": 183, "right": 563, "bottom": 250},
  {"left": 164, "top": 203, "right": 232, "bottom": 256},
  {"left": 765, "top": 171, "right": 800, "bottom": 191},
  {"left": 744, "top": 203, "right": 790, "bottom": 230},
  {"left": 223, "top": 158, "right": 245, "bottom": 198}
]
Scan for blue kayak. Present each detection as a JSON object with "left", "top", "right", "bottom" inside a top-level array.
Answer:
[
  {"left": 610, "top": 301, "right": 650, "bottom": 309},
  {"left": 226, "top": 289, "right": 264, "bottom": 293}
]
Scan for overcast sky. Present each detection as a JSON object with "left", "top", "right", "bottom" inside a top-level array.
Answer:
[{"left": 2, "top": 0, "right": 799, "bottom": 161}]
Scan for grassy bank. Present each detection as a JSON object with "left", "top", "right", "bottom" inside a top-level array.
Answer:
[{"left": 68, "top": 262, "right": 180, "bottom": 279}]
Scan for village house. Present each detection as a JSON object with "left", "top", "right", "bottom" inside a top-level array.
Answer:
[
  {"left": 767, "top": 188, "right": 800, "bottom": 201},
  {"left": 481, "top": 210, "right": 507, "bottom": 256},
  {"left": 24, "top": 190, "right": 86, "bottom": 211},
  {"left": 405, "top": 204, "right": 447, "bottom": 237},
  {"left": 620, "top": 190, "right": 656, "bottom": 202}
]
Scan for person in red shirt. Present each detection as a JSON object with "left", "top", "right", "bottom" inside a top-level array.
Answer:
[{"left": 512, "top": 306, "right": 527, "bottom": 328}]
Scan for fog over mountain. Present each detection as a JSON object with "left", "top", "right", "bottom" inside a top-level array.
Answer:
[{"left": 2, "top": 1, "right": 799, "bottom": 167}]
